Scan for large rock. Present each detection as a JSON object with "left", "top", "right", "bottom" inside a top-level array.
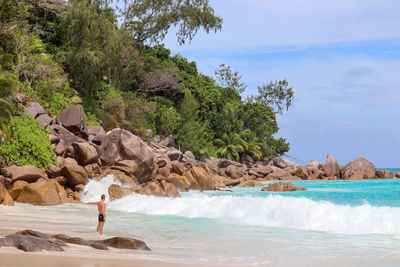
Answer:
[
  {"left": 138, "top": 181, "right": 180, "bottom": 197},
  {"left": 72, "top": 142, "right": 98, "bottom": 165},
  {"left": 108, "top": 184, "right": 137, "bottom": 201},
  {"left": 266, "top": 166, "right": 294, "bottom": 180},
  {"left": 294, "top": 166, "right": 309, "bottom": 179},
  {"left": 218, "top": 159, "right": 242, "bottom": 169},
  {"left": 36, "top": 114, "right": 54, "bottom": 128},
  {"left": 97, "top": 237, "right": 150, "bottom": 251},
  {"left": 262, "top": 182, "right": 307, "bottom": 192},
  {"left": 88, "top": 126, "right": 106, "bottom": 137},
  {"left": 375, "top": 170, "right": 394, "bottom": 179},
  {"left": 171, "top": 161, "right": 185, "bottom": 175},
  {"left": 158, "top": 135, "right": 175, "bottom": 147},
  {"left": 166, "top": 149, "right": 183, "bottom": 161},
  {"left": 323, "top": 154, "right": 341, "bottom": 178},
  {"left": 237, "top": 180, "right": 264, "bottom": 188},
  {"left": 0, "top": 183, "right": 13, "bottom": 205},
  {"left": 0, "top": 234, "right": 64, "bottom": 252},
  {"left": 250, "top": 165, "right": 273, "bottom": 177},
  {"left": 225, "top": 165, "right": 245, "bottom": 179},
  {"left": 56, "top": 104, "right": 88, "bottom": 139},
  {"left": 273, "top": 157, "right": 287, "bottom": 168},
  {"left": 88, "top": 126, "right": 106, "bottom": 145},
  {"left": 307, "top": 160, "right": 321, "bottom": 170},
  {"left": 396, "top": 171, "right": 400, "bottom": 178},
  {"left": 7, "top": 180, "right": 29, "bottom": 200},
  {"left": 100, "top": 129, "right": 154, "bottom": 183},
  {"left": 24, "top": 102, "right": 45, "bottom": 118},
  {"left": 16, "top": 179, "right": 68, "bottom": 206},
  {"left": 0, "top": 175, "right": 12, "bottom": 189},
  {"left": 341, "top": 157, "right": 376, "bottom": 180},
  {"left": 185, "top": 165, "right": 216, "bottom": 190},
  {"left": 60, "top": 158, "right": 88, "bottom": 187},
  {"left": 165, "top": 173, "right": 190, "bottom": 190},
  {"left": 1, "top": 165, "right": 45, "bottom": 183}
]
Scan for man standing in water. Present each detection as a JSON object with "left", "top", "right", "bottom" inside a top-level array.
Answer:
[{"left": 97, "top": 194, "right": 106, "bottom": 235}]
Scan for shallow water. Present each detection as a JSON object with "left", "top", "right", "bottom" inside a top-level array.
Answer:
[{"left": 2, "top": 171, "right": 400, "bottom": 266}]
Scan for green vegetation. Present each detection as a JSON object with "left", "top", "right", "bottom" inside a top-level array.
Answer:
[
  {"left": 0, "top": 0, "right": 293, "bottom": 167},
  {"left": 0, "top": 116, "right": 56, "bottom": 169}
]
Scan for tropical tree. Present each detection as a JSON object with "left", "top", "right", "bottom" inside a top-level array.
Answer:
[
  {"left": 119, "top": 0, "right": 223, "bottom": 45},
  {"left": 247, "top": 79, "right": 294, "bottom": 115},
  {"left": 214, "top": 132, "right": 245, "bottom": 162},
  {"left": 239, "top": 129, "right": 263, "bottom": 162}
]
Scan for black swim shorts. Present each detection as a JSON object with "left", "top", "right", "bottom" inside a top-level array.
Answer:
[{"left": 98, "top": 214, "right": 104, "bottom": 222}]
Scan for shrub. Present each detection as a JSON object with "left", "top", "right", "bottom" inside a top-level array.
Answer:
[{"left": 0, "top": 115, "right": 56, "bottom": 169}]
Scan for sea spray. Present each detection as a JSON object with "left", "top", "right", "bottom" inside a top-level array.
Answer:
[
  {"left": 81, "top": 175, "right": 130, "bottom": 203},
  {"left": 81, "top": 176, "right": 400, "bottom": 237}
]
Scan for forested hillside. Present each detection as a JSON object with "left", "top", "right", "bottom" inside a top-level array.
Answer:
[{"left": 0, "top": 0, "right": 292, "bottom": 168}]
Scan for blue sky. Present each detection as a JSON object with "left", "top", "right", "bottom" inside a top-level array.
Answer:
[{"left": 162, "top": 0, "right": 400, "bottom": 167}]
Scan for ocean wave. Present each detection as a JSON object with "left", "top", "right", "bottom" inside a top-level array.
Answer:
[{"left": 81, "top": 177, "right": 400, "bottom": 237}]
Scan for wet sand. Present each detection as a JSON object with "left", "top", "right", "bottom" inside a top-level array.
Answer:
[{"left": 0, "top": 205, "right": 237, "bottom": 267}]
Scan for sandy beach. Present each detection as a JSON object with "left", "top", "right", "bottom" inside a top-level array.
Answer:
[{"left": 0, "top": 205, "right": 240, "bottom": 267}]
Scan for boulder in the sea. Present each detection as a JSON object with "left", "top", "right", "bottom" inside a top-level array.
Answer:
[
  {"left": 108, "top": 184, "right": 137, "bottom": 201},
  {"left": 375, "top": 170, "right": 394, "bottom": 179},
  {"left": 165, "top": 173, "right": 190, "bottom": 190},
  {"left": 323, "top": 154, "right": 341, "bottom": 178},
  {"left": 97, "top": 237, "right": 150, "bottom": 251},
  {"left": 60, "top": 158, "right": 88, "bottom": 187},
  {"left": 7, "top": 180, "right": 29, "bottom": 200},
  {"left": 138, "top": 181, "right": 180, "bottom": 197},
  {"left": 97, "top": 168, "right": 138, "bottom": 186},
  {"left": 186, "top": 165, "right": 216, "bottom": 190},
  {"left": 0, "top": 183, "right": 14, "bottom": 205},
  {"left": 224, "top": 178, "right": 241, "bottom": 187},
  {"left": 262, "top": 182, "right": 307, "bottom": 192},
  {"left": 341, "top": 157, "right": 376, "bottom": 180},
  {"left": 16, "top": 179, "right": 68, "bottom": 206},
  {"left": 396, "top": 171, "right": 400, "bottom": 178},
  {"left": 56, "top": 104, "right": 88, "bottom": 139}
]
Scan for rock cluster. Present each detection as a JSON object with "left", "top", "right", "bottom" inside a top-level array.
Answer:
[
  {"left": 0, "top": 230, "right": 150, "bottom": 252},
  {"left": 0, "top": 102, "right": 224, "bottom": 205},
  {"left": 0, "top": 100, "right": 397, "bottom": 206}
]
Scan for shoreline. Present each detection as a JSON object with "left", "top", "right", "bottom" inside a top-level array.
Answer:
[{"left": 0, "top": 206, "right": 239, "bottom": 267}]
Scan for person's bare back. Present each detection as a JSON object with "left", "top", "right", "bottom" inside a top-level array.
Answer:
[{"left": 96, "top": 194, "right": 106, "bottom": 235}]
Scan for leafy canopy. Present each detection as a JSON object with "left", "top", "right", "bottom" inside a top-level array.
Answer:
[{"left": 119, "top": 0, "right": 223, "bottom": 45}]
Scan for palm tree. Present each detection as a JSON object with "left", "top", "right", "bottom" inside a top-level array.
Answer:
[
  {"left": 239, "top": 129, "right": 263, "bottom": 162},
  {"left": 214, "top": 132, "right": 245, "bottom": 162}
]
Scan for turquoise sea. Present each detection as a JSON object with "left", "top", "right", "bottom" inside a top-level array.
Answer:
[{"left": 2, "top": 169, "right": 400, "bottom": 266}]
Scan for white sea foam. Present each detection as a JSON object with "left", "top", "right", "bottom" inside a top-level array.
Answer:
[
  {"left": 81, "top": 177, "right": 400, "bottom": 237},
  {"left": 80, "top": 175, "right": 130, "bottom": 203}
]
